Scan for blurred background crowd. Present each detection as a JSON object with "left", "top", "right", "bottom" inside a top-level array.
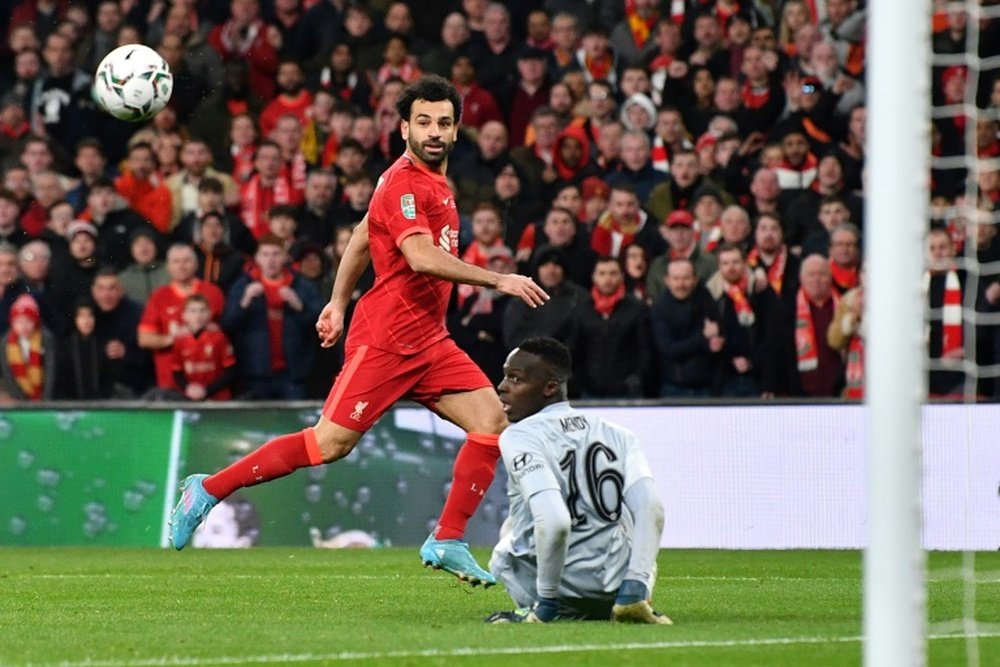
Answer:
[{"left": 0, "top": 0, "right": 997, "bottom": 403}]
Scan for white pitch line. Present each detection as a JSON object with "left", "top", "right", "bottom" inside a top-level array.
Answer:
[{"left": 22, "top": 631, "right": 1000, "bottom": 667}]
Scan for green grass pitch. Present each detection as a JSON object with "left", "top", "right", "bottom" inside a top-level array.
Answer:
[{"left": 2, "top": 548, "right": 998, "bottom": 666}]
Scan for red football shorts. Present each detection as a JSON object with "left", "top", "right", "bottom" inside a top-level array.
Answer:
[{"left": 322, "top": 337, "right": 493, "bottom": 431}]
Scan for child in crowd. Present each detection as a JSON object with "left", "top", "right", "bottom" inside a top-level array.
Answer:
[{"left": 171, "top": 293, "right": 237, "bottom": 401}]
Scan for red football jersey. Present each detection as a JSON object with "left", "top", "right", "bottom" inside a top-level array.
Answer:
[
  {"left": 139, "top": 280, "right": 226, "bottom": 388},
  {"left": 347, "top": 153, "right": 459, "bottom": 354},
  {"left": 171, "top": 325, "right": 237, "bottom": 400}
]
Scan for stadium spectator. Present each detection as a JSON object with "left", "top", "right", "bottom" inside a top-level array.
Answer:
[
  {"left": 138, "top": 243, "right": 225, "bottom": 391},
  {"left": 794, "top": 254, "right": 843, "bottom": 397},
  {"left": 468, "top": 3, "right": 518, "bottom": 101},
  {"left": 0, "top": 243, "right": 28, "bottom": 334},
  {"left": 572, "top": 256, "right": 654, "bottom": 398},
  {"left": 55, "top": 298, "right": 114, "bottom": 399},
  {"left": 547, "top": 12, "right": 581, "bottom": 82},
  {"left": 453, "top": 120, "right": 510, "bottom": 216},
  {"left": 786, "top": 153, "right": 863, "bottom": 248},
  {"left": 240, "top": 140, "right": 297, "bottom": 239},
  {"left": 208, "top": 0, "right": 279, "bottom": 104},
  {"left": 82, "top": 177, "right": 157, "bottom": 272},
  {"left": 649, "top": 257, "right": 722, "bottom": 398},
  {"left": 331, "top": 172, "right": 374, "bottom": 229},
  {"left": 828, "top": 283, "right": 865, "bottom": 399},
  {"left": 118, "top": 228, "right": 169, "bottom": 305},
  {"left": 166, "top": 139, "right": 240, "bottom": 230},
  {"left": 706, "top": 243, "right": 786, "bottom": 398},
  {"left": 623, "top": 242, "right": 651, "bottom": 304},
  {"left": 114, "top": 142, "right": 172, "bottom": 235},
  {"left": 926, "top": 227, "right": 967, "bottom": 397},
  {"left": 88, "top": 267, "right": 151, "bottom": 396},
  {"left": 171, "top": 293, "right": 238, "bottom": 401},
  {"left": 48, "top": 219, "right": 98, "bottom": 326},
  {"left": 222, "top": 233, "right": 322, "bottom": 399},
  {"left": 29, "top": 32, "right": 95, "bottom": 153},
  {"left": 64, "top": 139, "right": 109, "bottom": 213},
  {"left": 295, "top": 170, "right": 338, "bottom": 248},
  {"left": 510, "top": 106, "right": 561, "bottom": 195},
  {"left": 717, "top": 204, "right": 754, "bottom": 256},
  {"left": 191, "top": 210, "right": 246, "bottom": 294},
  {"left": 646, "top": 209, "right": 718, "bottom": 303},
  {"left": 309, "top": 43, "right": 374, "bottom": 115},
  {"left": 503, "top": 245, "right": 584, "bottom": 352},
  {"left": 422, "top": 12, "right": 473, "bottom": 78},
  {"left": 448, "top": 245, "right": 515, "bottom": 387},
  {"left": 502, "top": 47, "right": 551, "bottom": 147},
  {"left": 0, "top": 189, "right": 29, "bottom": 248},
  {"left": 591, "top": 183, "right": 662, "bottom": 259},
  {"left": 607, "top": 129, "right": 668, "bottom": 209},
  {"left": 493, "top": 159, "right": 545, "bottom": 262},
  {"left": 826, "top": 223, "right": 862, "bottom": 295},
  {"left": 529, "top": 206, "right": 596, "bottom": 289},
  {"left": 339, "top": 2, "right": 385, "bottom": 74},
  {"left": 647, "top": 149, "right": 724, "bottom": 224},
  {"left": 264, "top": 203, "right": 297, "bottom": 251},
  {"left": 609, "top": 0, "right": 659, "bottom": 68},
  {"left": 748, "top": 211, "right": 801, "bottom": 314},
  {"left": 0, "top": 293, "right": 56, "bottom": 400},
  {"left": 450, "top": 55, "right": 504, "bottom": 134}
]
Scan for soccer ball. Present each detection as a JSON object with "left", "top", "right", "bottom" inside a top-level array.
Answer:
[{"left": 92, "top": 44, "right": 173, "bottom": 122}]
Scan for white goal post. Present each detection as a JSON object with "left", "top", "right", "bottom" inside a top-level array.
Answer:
[{"left": 863, "top": 0, "right": 930, "bottom": 665}]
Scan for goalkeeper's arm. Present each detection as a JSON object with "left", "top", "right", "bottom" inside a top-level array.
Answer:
[
  {"left": 527, "top": 488, "right": 571, "bottom": 620},
  {"left": 620, "top": 478, "right": 665, "bottom": 599}
]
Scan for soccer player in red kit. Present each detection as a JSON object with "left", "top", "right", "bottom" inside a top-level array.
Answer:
[{"left": 171, "top": 75, "right": 549, "bottom": 586}]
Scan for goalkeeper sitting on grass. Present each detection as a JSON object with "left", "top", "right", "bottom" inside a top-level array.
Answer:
[{"left": 486, "top": 337, "right": 671, "bottom": 624}]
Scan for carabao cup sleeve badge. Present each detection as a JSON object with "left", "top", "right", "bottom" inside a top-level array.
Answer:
[{"left": 401, "top": 194, "right": 416, "bottom": 219}]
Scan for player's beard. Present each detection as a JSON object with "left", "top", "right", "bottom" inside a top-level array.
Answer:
[{"left": 408, "top": 135, "right": 453, "bottom": 167}]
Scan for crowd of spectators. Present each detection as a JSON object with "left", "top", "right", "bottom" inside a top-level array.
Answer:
[{"left": 0, "top": 0, "right": 998, "bottom": 403}]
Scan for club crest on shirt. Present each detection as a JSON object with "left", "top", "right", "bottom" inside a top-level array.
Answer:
[
  {"left": 400, "top": 193, "right": 416, "bottom": 219},
  {"left": 350, "top": 401, "right": 369, "bottom": 421}
]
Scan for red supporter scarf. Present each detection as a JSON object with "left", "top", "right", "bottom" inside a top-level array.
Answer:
[
  {"left": 585, "top": 54, "right": 612, "bottom": 81},
  {"left": 725, "top": 276, "right": 755, "bottom": 327},
  {"left": 231, "top": 144, "right": 256, "bottom": 183},
  {"left": 591, "top": 283, "right": 626, "bottom": 318},
  {"left": 6, "top": 329, "right": 43, "bottom": 400},
  {"left": 625, "top": 0, "right": 658, "bottom": 48},
  {"left": 941, "top": 269, "right": 963, "bottom": 356},
  {"left": 829, "top": 260, "right": 859, "bottom": 292},
  {"left": 748, "top": 245, "right": 787, "bottom": 294},
  {"left": 844, "top": 335, "right": 864, "bottom": 399},
  {"left": 741, "top": 80, "right": 771, "bottom": 110},
  {"left": 651, "top": 136, "right": 670, "bottom": 172},
  {"left": 795, "top": 288, "right": 839, "bottom": 372},
  {"left": 251, "top": 266, "right": 294, "bottom": 372}
]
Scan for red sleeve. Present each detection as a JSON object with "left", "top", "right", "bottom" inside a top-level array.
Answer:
[
  {"left": 590, "top": 226, "right": 612, "bottom": 256},
  {"left": 207, "top": 25, "right": 229, "bottom": 59},
  {"left": 138, "top": 291, "right": 162, "bottom": 333},
  {"left": 380, "top": 169, "right": 433, "bottom": 247}
]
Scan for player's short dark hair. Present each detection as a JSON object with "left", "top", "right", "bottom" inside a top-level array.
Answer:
[
  {"left": 396, "top": 74, "right": 463, "bottom": 124},
  {"left": 517, "top": 336, "right": 572, "bottom": 383}
]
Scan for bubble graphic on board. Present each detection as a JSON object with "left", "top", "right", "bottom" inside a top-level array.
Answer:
[
  {"left": 396, "top": 478, "right": 408, "bottom": 495},
  {"left": 356, "top": 486, "right": 371, "bottom": 504},
  {"left": 37, "top": 495, "right": 55, "bottom": 513},
  {"left": 305, "top": 483, "right": 322, "bottom": 503},
  {"left": 0, "top": 418, "right": 13, "bottom": 439},
  {"left": 333, "top": 490, "right": 348, "bottom": 508},
  {"left": 308, "top": 466, "right": 327, "bottom": 481},
  {"left": 9, "top": 517, "right": 26, "bottom": 535},
  {"left": 54, "top": 412, "right": 82, "bottom": 432},
  {"left": 351, "top": 501, "right": 363, "bottom": 516},
  {"left": 83, "top": 502, "right": 108, "bottom": 538},
  {"left": 17, "top": 450, "right": 34, "bottom": 468},
  {"left": 36, "top": 469, "right": 61, "bottom": 487},
  {"left": 123, "top": 488, "right": 145, "bottom": 511}
]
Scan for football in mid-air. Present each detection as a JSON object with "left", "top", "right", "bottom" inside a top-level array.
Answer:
[{"left": 92, "top": 44, "right": 173, "bottom": 122}]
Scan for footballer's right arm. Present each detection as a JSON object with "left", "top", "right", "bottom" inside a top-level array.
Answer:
[
  {"left": 399, "top": 233, "right": 548, "bottom": 307},
  {"left": 317, "top": 215, "right": 371, "bottom": 348}
]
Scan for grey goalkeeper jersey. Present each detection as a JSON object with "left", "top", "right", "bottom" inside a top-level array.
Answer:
[{"left": 498, "top": 401, "right": 654, "bottom": 599}]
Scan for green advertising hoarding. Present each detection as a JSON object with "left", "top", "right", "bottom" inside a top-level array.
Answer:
[
  {"left": 0, "top": 407, "right": 507, "bottom": 548},
  {"left": 0, "top": 410, "right": 179, "bottom": 546}
]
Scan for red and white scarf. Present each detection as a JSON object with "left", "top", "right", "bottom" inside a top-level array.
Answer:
[
  {"left": 748, "top": 245, "right": 787, "bottom": 295},
  {"left": 829, "top": 260, "right": 859, "bottom": 292},
  {"left": 241, "top": 174, "right": 297, "bottom": 239},
  {"left": 651, "top": 135, "right": 670, "bottom": 173},
  {"left": 795, "top": 288, "right": 838, "bottom": 372},
  {"left": 925, "top": 269, "right": 963, "bottom": 357},
  {"left": 844, "top": 335, "right": 864, "bottom": 399},
  {"left": 725, "top": 276, "right": 755, "bottom": 327},
  {"left": 6, "top": 329, "right": 43, "bottom": 400}
]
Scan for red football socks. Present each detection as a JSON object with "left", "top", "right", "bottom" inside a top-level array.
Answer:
[
  {"left": 202, "top": 428, "right": 324, "bottom": 500},
  {"left": 434, "top": 433, "right": 501, "bottom": 540}
]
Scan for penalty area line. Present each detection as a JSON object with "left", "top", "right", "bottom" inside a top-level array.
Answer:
[{"left": 35, "top": 631, "right": 1000, "bottom": 667}]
